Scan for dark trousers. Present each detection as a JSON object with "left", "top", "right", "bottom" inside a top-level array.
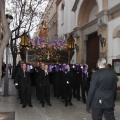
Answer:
[
  {"left": 40, "top": 85, "right": 50, "bottom": 104},
  {"left": 64, "top": 84, "right": 72, "bottom": 103},
  {"left": 92, "top": 107, "right": 115, "bottom": 120},
  {"left": 73, "top": 83, "right": 81, "bottom": 99},
  {"left": 81, "top": 81, "right": 90, "bottom": 102},
  {"left": 21, "top": 86, "right": 32, "bottom": 105},
  {"left": 36, "top": 85, "right": 41, "bottom": 100}
]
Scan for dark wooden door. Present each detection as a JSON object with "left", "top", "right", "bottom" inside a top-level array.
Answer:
[{"left": 86, "top": 32, "right": 99, "bottom": 69}]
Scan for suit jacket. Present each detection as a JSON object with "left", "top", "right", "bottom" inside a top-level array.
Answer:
[
  {"left": 62, "top": 70, "right": 73, "bottom": 86},
  {"left": 39, "top": 70, "right": 50, "bottom": 86},
  {"left": 15, "top": 68, "right": 31, "bottom": 88},
  {"left": 86, "top": 68, "right": 117, "bottom": 109},
  {"left": 73, "top": 69, "right": 82, "bottom": 84},
  {"left": 33, "top": 67, "right": 42, "bottom": 85}
]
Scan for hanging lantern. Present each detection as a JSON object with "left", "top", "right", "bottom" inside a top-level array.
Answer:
[
  {"left": 67, "top": 34, "right": 75, "bottom": 50},
  {"left": 20, "top": 33, "right": 29, "bottom": 47}
]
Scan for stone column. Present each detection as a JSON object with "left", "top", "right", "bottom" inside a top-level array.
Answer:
[
  {"left": 98, "top": 25, "right": 108, "bottom": 59},
  {"left": 73, "top": 27, "right": 83, "bottom": 64},
  {"left": 76, "top": 36, "right": 83, "bottom": 64},
  {"left": 96, "top": 10, "right": 108, "bottom": 59}
]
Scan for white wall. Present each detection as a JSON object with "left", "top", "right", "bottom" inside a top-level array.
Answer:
[
  {"left": 58, "top": 0, "right": 75, "bottom": 36},
  {"left": 108, "top": 0, "right": 120, "bottom": 9},
  {"left": 108, "top": 17, "right": 120, "bottom": 63},
  {"left": 96, "top": 0, "right": 103, "bottom": 12}
]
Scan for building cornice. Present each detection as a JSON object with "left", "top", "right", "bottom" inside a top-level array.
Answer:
[
  {"left": 108, "top": 3, "right": 120, "bottom": 15},
  {"left": 56, "top": 0, "right": 62, "bottom": 6},
  {"left": 96, "top": 10, "right": 108, "bottom": 18},
  {"left": 81, "top": 19, "right": 98, "bottom": 30},
  {"left": 108, "top": 3, "right": 120, "bottom": 21},
  {"left": 72, "top": 0, "right": 79, "bottom": 12}
]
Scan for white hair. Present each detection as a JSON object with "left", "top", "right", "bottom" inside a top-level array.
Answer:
[{"left": 97, "top": 58, "right": 106, "bottom": 68}]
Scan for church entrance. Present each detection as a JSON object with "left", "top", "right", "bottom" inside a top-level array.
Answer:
[{"left": 86, "top": 32, "right": 99, "bottom": 69}]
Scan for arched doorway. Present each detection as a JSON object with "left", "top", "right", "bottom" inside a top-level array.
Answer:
[{"left": 86, "top": 32, "right": 99, "bottom": 69}]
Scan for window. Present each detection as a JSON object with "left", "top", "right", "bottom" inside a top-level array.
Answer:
[{"left": 61, "top": 3, "right": 64, "bottom": 26}]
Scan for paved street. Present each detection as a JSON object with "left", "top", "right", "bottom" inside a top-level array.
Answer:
[{"left": 0, "top": 78, "right": 120, "bottom": 120}]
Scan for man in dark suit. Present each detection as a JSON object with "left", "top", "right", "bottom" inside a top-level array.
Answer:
[
  {"left": 39, "top": 64, "right": 52, "bottom": 107},
  {"left": 15, "top": 62, "right": 33, "bottom": 108},
  {"left": 62, "top": 64, "right": 73, "bottom": 107},
  {"left": 81, "top": 64, "right": 91, "bottom": 104},
  {"left": 86, "top": 58, "right": 117, "bottom": 120},
  {"left": 33, "top": 61, "right": 41, "bottom": 100}
]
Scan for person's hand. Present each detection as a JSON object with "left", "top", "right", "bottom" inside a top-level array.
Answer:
[
  {"left": 86, "top": 106, "right": 91, "bottom": 113},
  {"left": 15, "top": 83, "right": 18, "bottom": 89}
]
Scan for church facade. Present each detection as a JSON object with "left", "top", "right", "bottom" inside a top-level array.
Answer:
[{"left": 56, "top": 0, "right": 120, "bottom": 69}]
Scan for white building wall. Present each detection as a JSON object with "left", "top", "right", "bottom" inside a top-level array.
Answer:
[
  {"left": 108, "top": 17, "right": 120, "bottom": 63},
  {"left": 58, "top": 0, "right": 75, "bottom": 36},
  {"left": 58, "top": 0, "right": 103, "bottom": 36},
  {"left": 96, "top": 0, "right": 103, "bottom": 12},
  {"left": 108, "top": 0, "right": 120, "bottom": 9}
]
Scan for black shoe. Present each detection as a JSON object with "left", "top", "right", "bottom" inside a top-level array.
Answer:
[
  {"left": 69, "top": 102, "right": 73, "bottom": 106},
  {"left": 22, "top": 105, "right": 27, "bottom": 108},
  {"left": 47, "top": 102, "right": 52, "bottom": 106},
  {"left": 28, "top": 104, "right": 33, "bottom": 107},
  {"left": 42, "top": 103, "right": 44, "bottom": 107},
  {"left": 65, "top": 103, "right": 68, "bottom": 107}
]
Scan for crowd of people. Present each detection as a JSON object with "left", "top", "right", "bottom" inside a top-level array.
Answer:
[
  {"left": 14, "top": 58, "right": 117, "bottom": 120},
  {"left": 14, "top": 61, "right": 93, "bottom": 108}
]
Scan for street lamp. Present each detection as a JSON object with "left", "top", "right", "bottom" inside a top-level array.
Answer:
[
  {"left": 67, "top": 34, "right": 75, "bottom": 64},
  {"left": 20, "top": 32, "right": 29, "bottom": 48},
  {"left": 20, "top": 32, "right": 30, "bottom": 61},
  {"left": 4, "top": 14, "right": 13, "bottom": 96}
]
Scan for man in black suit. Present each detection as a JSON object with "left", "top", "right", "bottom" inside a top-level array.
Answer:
[
  {"left": 15, "top": 62, "right": 33, "bottom": 108},
  {"left": 86, "top": 58, "right": 117, "bottom": 120},
  {"left": 81, "top": 64, "right": 91, "bottom": 104},
  {"left": 62, "top": 64, "right": 73, "bottom": 107},
  {"left": 39, "top": 64, "right": 52, "bottom": 107}
]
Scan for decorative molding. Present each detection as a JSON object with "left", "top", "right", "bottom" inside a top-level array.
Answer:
[
  {"left": 56, "top": 0, "right": 62, "bottom": 6},
  {"left": 96, "top": 10, "right": 107, "bottom": 18},
  {"left": 108, "top": 3, "right": 120, "bottom": 21},
  {"left": 73, "top": 27, "right": 82, "bottom": 38},
  {"left": 96, "top": 10, "right": 108, "bottom": 27},
  {"left": 108, "top": 3, "right": 120, "bottom": 15},
  {"left": 81, "top": 19, "right": 97, "bottom": 30},
  {"left": 72, "top": 0, "right": 79, "bottom": 12}
]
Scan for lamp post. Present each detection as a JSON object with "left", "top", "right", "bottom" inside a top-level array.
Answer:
[
  {"left": 20, "top": 31, "right": 29, "bottom": 61},
  {"left": 67, "top": 34, "right": 75, "bottom": 64},
  {"left": 4, "top": 14, "right": 13, "bottom": 96}
]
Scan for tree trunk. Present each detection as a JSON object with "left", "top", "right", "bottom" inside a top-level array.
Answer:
[
  {"left": 12, "top": 52, "right": 17, "bottom": 79},
  {"left": 0, "top": 0, "right": 12, "bottom": 87}
]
